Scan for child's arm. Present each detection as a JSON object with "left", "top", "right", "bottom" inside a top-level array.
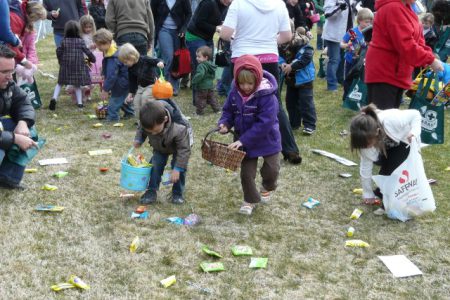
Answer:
[
  {"left": 22, "top": 32, "right": 39, "bottom": 65},
  {"left": 133, "top": 127, "right": 146, "bottom": 147},
  {"left": 291, "top": 45, "right": 314, "bottom": 72},
  {"left": 173, "top": 126, "right": 191, "bottom": 175},
  {"left": 341, "top": 31, "right": 351, "bottom": 49},
  {"left": 217, "top": 96, "right": 235, "bottom": 131},
  {"left": 191, "top": 64, "right": 205, "bottom": 88},
  {"left": 81, "top": 43, "right": 96, "bottom": 64}
]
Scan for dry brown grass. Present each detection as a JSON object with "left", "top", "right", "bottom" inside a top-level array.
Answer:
[{"left": 0, "top": 35, "right": 449, "bottom": 299}]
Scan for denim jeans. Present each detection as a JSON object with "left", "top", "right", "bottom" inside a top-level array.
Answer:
[
  {"left": 107, "top": 93, "right": 128, "bottom": 121},
  {"left": 285, "top": 86, "right": 316, "bottom": 130},
  {"left": 324, "top": 40, "right": 341, "bottom": 91},
  {"left": 218, "top": 64, "right": 232, "bottom": 96},
  {"left": 158, "top": 27, "right": 180, "bottom": 93},
  {"left": 116, "top": 32, "right": 148, "bottom": 55},
  {"left": 0, "top": 118, "right": 25, "bottom": 185},
  {"left": 54, "top": 33, "right": 63, "bottom": 48},
  {"left": 147, "top": 151, "right": 186, "bottom": 197}
]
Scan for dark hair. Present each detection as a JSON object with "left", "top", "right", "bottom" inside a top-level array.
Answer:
[
  {"left": 0, "top": 44, "right": 16, "bottom": 59},
  {"left": 140, "top": 101, "right": 167, "bottom": 129},
  {"left": 350, "top": 104, "right": 386, "bottom": 155},
  {"left": 431, "top": 0, "right": 450, "bottom": 25},
  {"left": 64, "top": 20, "right": 81, "bottom": 38},
  {"left": 196, "top": 46, "right": 212, "bottom": 60}
]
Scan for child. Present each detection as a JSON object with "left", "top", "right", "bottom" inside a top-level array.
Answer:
[
  {"left": 341, "top": 8, "right": 373, "bottom": 100},
  {"left": 279, "top": 26, "right": 317, "bottom": 135},
  {"left": 79, "top": 15, "right": 97, "bottom": 50},
  {"left": 118, "top": 43, "right": 164, "bottom": 119},
  {"left": 93, "top": 28, "right": 129, "bottom": 122},
  {"left": 134, "top": 101, "right": 191, "bottom": 205},
  {"left": 21, "top": 1, "right": 47, "bottom": 65},
  {"left": 218, "top": 55, "right": 281, "bottom": 215},
  {"left": 191, "top": 46, "right": 221, "bottom": 115},
  {"left": 350, "top": 104, "right": 422, "bottom": 212},
  {"left": 49, "top": 20, "right": 96, "bottom": 110},
  {"left": 420, "top": 13, "right": 438, "bottom": 50}
]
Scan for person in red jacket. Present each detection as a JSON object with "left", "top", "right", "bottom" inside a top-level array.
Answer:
[{"left": 365, "top": 0, "right": 443, "bottom": 109}]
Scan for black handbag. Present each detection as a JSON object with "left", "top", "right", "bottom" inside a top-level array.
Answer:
[{"left": 215, "top": 39, "right": 231, "bottom": 67}]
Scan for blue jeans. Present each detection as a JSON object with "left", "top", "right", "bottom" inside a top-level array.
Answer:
[
  {"left": 107, "top": 94, "right": 129, "bottom": 121},
  {"left": 0, "top": 118, "right": 25, "bottom": 185},
  {"left": 54, "top": 33, "right": 63, "bottom": 48},
  {"left": 285, "top": 86, "right": 316, "bottom": 130},
  {"left": 147, "top": 151, "right": 186, "bottom": 197},
  {"left": 158, "top": 27, "right": 180, "bottom": 93},
  {"left": 116, "top": 32, "right": 148, "bottom": 56},
  {"left": 325, "top": 40, "right": 341, "bottom": 91}
]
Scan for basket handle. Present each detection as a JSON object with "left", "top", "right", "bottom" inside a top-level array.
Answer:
[{"left": 203, "top": 127, "right": 237, "bottom": 142}]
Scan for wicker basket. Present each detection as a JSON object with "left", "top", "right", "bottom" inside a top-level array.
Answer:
[
  {"left": 95, "top": 102, "right": 108, "bottom": 119},
  {"left": 201, "top": 128, "right": 246, "bottom": 172}
]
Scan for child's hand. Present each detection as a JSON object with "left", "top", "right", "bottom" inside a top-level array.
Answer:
[
  {"left": 133, "top": 141, "right": 142, "bottom": 148},
  {"left": 100, "top": 90, "right": 109, "bottom": 100},
  {"left": 14, "top": 134, "right": 38, "bottom": 151},
  {"left": 170, "top": 170, "right": 180, "bottom": 183},
  {"left": 126, "top": 93, "right": 134, "bottom": 103},
  {"left": 218, "top": 124, "right": 228, "bottom": 134},
  {"left": 51, "top": 10, "right": 60, "bottom": 18},
  {"left": 282, "top": 64, "right": 292, "bottom": 75},
  {"left": 228, "top": 140, "right": 242, "bottom": 150},
  {"left": 157, "top": 62, "right": 165, "bottom": 69}
]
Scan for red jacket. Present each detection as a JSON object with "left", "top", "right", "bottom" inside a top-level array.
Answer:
[
  {"left": 365, "top": 0, "right": 435, "bottom": 89},
  {"left": 9, "top": 0, "right": 27, "bottom": 63}
]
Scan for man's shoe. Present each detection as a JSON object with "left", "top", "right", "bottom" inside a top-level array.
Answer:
[
  {"left": 171, "top": 194, "right": 185, "bottom": 205},
  {"left": 284, "top": 152, "right": 302, "bottom": 165},
  {"left": 302, "top": 128, "right": 315, "bottom": 135},
  {"left": 0, "top": 181, "right": 26, "bottom": 190},
  {"left": 49, "top": 99, "right": 56, "bottom": 110},
  {"left": 140, "top": 190, "right": 157, "bottom": 204}
]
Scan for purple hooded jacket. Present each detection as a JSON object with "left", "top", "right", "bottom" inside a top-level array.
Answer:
[{"left": 218, "top": 70, "right": 281, "bottom": 158}]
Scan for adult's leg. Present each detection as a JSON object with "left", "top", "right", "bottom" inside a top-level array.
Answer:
[
  {"left": 53, "top": 33, "right": 63, "bottom": 48},
  {"left": 367, "top": 83, "right": 404, "bottom": 109},
  {"left": 316, "top": 23, "right": 324, "bottom": 50},
  {"left": 158, "top": 28, "right": 180, "bottom": 94},
  {"left": 324, "top": 40, "right": 341, "bottom": 91},
  {"left": 240, "top": 156, "right": 260, "bottom": 204},
  {"left": 285, "top": 85, "right": 302, "bottom": 129}
]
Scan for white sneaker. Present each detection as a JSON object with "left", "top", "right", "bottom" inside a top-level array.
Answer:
[
  {"left": 239, "top": 202, "right": 255, "bottom": 215},
  {"left": 260, "top": 189, "right": 271, "bottom": 204}
]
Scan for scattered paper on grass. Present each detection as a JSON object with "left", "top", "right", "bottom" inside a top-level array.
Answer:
[
  {"left": 339, "top": 173, "right": 352, "bottom": 178},
  {"left": 231, "top": 245, "right": 253, "bottom": 256},
  {"left": 445, "top": 167, "right": 450, "bottom": 171},
  {"left": 53, "top": 171, "right": 68, "bottom": 178},
  {"left": 41, "top": 184, "right": 58, "bottom": 191},
  {"left": 302, "top": 197, "right": 320, "bottom": 209},
  {"left": 378, "top": 255, "right": 422, "bottom": 278},
  {"left": 130, "top": 236, "right": 139, "bottom": 253},
  {"left": 200, "top": 262, "right": 225, "bottom": 272},
  {"left": 51, "top": 282, "right": 76, "bottom": 291},
  {"left": 93, "top": 123, "right": 103, "bottom": 128},
  {"left": 131, "top": 211, "right": 149, "bottom": 219},
  {"left": 119, "top": 193, "right": 136, "bottom": 198},
  {"left": 160, "top": 275, "right": 176, "bottom": 288},
  {"left": 52, "top": 114, "right": 58, "bottom": 118},
  {"left": 101, "top": 133, "right": 112, "bottom": 139},
  {"left": 99, "top": 167, "right": 109, "bottom": 172},
  {"left": 350, "top": 208, "right": 363, "bottom": 219},
  {"left": 88, "top": 149, "right": 112, "bottom": 156},
  {"left": 25, "top": 168, "right": 38, "bottom": 173},
  {"left": 345, "top": 240, "right": 370, "bottom": 248},
  {"left": 202, "top": 245, "right": 223, "bottom": 258},
  {"left": 352, "top": 188, "right": 363, "bottom": 195},
  {"left": 249, "top": 257, "right": 268, "bottom": 269},
  {"left": 113, "top": 123, "right": 124, "bottom": 127},
  {"left": 166, "top": 217, "right": 184, "bottom": 225},
  {"left": 427, "top": 178, "right": 437, "bottom": 185},
  {"left": 35, "top": 205, "right": 64, "bottom": 212},
  {"left": 87, "top": 114, "right": 96, "bottom": 119},
  {"left": 68, "top": 275, "right": 90, "bottom": 290},
  {"left": 39, "top": 158, "right": 68, "bottom": 166},
  {"left": 311, "top": 149, "right": 357, "bottom": 166}
]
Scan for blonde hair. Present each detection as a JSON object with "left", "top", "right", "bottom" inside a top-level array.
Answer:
[
  {"left": 93, "top": 28, "right": 114, "bottom": 44},
  {"left": 79, "top": 15, "right": 96, "bottom": 34},
  {"left": 118, "top": 43, "right": 140, "bottom": 64},
  {"left": 25, "top": 2, "right": 47, "bottom": 31},
  {"left": 420, "top": 13, "right": 435, "bottom": 24},
  {"left": 237, "top": 69, "right": 256, "bottom": 85},
  {"left": 357, "top": 8, "right": 374, "bottom": 23}
]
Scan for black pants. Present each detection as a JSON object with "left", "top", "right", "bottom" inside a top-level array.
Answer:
[
  {"left": 367, "top": 83, "right": 404, "bottom": 109},
  {"left": 231, "top": 62, "right": 300, "bottom": 157}
]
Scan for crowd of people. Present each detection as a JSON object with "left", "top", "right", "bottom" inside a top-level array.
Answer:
[{"left": 0, "top": 0, "right": 448, "bottom": 215}]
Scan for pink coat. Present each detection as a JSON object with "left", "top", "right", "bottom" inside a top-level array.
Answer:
[{"left": 21, "top": 31, "right": 39, "bottom": 64}]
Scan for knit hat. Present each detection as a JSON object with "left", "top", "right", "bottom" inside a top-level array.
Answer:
[{"left": 233, "top": 55, "right": 263, "bottom": 95}]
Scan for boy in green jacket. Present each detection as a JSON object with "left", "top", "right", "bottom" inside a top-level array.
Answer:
[{"left": 192, "top": 46, "right": 221, "bottom": 115}]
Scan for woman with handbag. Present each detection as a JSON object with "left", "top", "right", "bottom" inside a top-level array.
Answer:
[{"left": 151, "top": 0, "right": 192, "bottom": 96}]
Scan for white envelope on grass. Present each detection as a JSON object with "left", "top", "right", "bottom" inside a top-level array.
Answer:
[{"left": 378, "top": 255, "right": 423, "bottom": 278}]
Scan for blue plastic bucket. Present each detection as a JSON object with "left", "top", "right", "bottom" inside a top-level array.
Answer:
[{"left": 120, "top": 159, "right": 152, "bottom": 191}]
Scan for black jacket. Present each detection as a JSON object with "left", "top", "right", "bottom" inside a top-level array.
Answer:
[
  {"left": 285, "top": 0, "right": 306, "bottom": 29},
  {"left": 0, "top": 82, "right": 35, "bottom": 150},
  {"left": 187, "top": 0, "right": 227, "bottom": 41},
  {"left": 89, "top": 3, "right": 106, "bottom": 29},
  {"left": 151, "top": 0, "right": 191, "bottom": 41},
  {"left": 128, "top": 55, "right": 162, "bottom": 94}
]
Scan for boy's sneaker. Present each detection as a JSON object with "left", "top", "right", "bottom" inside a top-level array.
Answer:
[
  {"left": 239, "top": 202, "right": 256, "bottom": 215},
  {"left": 140, "top": 190, "right": 157, "bottom": 204},
  {"left": 77, "top": 103, "right": 84, "bottom": 109},
  {"left": 260, "top": 189, "right": 271, "bottom": 204},
  {"left": 302, "top": 128, "right": 315, "bottom": 135},
  {"left": 49, "top": 99, "right": 56, "bottom": 110},
  {"left": 171, "top": 194, "right": 185, "bottom": 205}
]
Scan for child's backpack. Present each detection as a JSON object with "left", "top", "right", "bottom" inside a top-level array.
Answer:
[{"left": 158, "top": 99, "right": 194, "bottom": 147}]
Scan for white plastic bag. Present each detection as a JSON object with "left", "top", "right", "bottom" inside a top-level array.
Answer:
[{"left": 372, "top": 141, "right": 436, "bottom": 222}]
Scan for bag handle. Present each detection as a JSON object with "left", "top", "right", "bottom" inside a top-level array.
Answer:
[
  {"left": 217, "top": 38, "right": 223, "bottom": 51},
  {"left": 416, "top": 70, "right": 434, "bottom": 98},
  {"left": 203, "top": 127, "right": 238, "bottom": 143},
  {"left": 158, "top": 68, "right": 166, "bottom": 82},
  {"left": 179, "top": 36, "right": 187, "bottom": 49}
]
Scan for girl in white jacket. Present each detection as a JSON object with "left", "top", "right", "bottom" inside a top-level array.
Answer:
[{"left": 350, "top": 104, "right": 422, "bottom": 206}]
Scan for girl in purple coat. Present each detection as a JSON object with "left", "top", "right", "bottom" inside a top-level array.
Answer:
[{"left": 218, "top": 55, "right": 281, "bottom": 215}]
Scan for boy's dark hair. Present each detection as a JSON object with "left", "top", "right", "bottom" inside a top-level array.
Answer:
[
  {"left": 196, "top": 46, "right": 212, "bottom": 60},
  {"left": 350, "top": 104, "right": 386, "bottom": 155},
  {"left": 140, "top": 101, "right": 167, "bottom": 129},
  {"left": 431, "top": 0, "right": 450, "bottom": 25},
  {"left": 64, "top": 20, "right": 81, "bottom": 38},
  {"left": 0, "top": 44, "right": 16, "bottom": 59}
]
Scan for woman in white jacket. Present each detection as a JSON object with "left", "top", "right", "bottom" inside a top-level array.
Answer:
[
  {"left": 350, "top": 104, "right": 422, "bottom": 207},
  {"left": 322, "top": 0, "right": 357, "bottom": 91}
]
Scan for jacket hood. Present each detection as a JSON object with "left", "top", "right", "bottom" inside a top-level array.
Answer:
[
  {"left": 245, "top": 0, "right": 279, "bottom": 13},
  {"left": 232, "top": 70, "right": 278, "bottom": 98},
  {"left": 234, "top": 55, "right": 263, "bottom": 95},
  {"left": 375, "top": 0, "right": 404, "bottom": 10},
  {"left": 202, "top": 60, "right": 217, "bottom": 73}
]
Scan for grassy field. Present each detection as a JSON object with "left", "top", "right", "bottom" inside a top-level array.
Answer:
[{"left": 1, "top": 36, "right": 449, "bottom": 299}]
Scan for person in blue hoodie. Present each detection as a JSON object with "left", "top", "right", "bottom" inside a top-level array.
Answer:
[
  {"left": 93, "top": 28, "right": 131, "bottom": 122},
  {"left": 218, "top": 55, "right": 281, "bottom": 215}
]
